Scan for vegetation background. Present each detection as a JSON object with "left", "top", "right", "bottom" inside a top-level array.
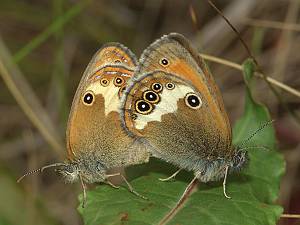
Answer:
[{"left": 0, "top": 0, "right": 299, "bottom": 224}]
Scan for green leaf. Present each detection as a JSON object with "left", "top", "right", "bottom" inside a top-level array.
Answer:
[{"left": 78, "top": 58, "right": 284, "bottom": 225}]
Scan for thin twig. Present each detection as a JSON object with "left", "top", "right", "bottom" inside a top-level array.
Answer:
[
  {"left": 199, "top": 53, "right": 300, "bottom": 99},
  {"left": 204, "top": 0, "right": 300, "bottom": 124},
  {"left": 194, "top": 0, "right": 257, "bottom": 53},
  {"left": 206, "top": 0, "right": 256, "bottom": 62},
  {"left": 158, "top": 177, "right": 199, "bottom": 225}
]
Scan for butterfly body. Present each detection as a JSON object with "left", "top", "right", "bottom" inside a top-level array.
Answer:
[{"left": 121, "top": 33, "right": 247, "bottom": 184}]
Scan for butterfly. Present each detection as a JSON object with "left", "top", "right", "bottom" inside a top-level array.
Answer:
[
  {"left": 121, "top": 33, "right": 248, "bottom": 198},
  {"left": 18, "top": 43, "right": 150, "bottom": 206}
]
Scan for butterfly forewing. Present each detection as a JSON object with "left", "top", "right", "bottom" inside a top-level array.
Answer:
[
  {"left": 135, "top": 33, "right": 232, "bottom": 149},
  {"left": 66, "top": 43, "right": 149, "bottom": 168}
]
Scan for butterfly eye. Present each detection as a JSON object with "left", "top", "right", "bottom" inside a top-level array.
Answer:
[
  {"left": 166, "top": 82, "right": 175, "bottom": 90},
  {"left": 185, "top": 93, "right": 202, "bottom": 109},
  {"left": 151, "top": 83, "right": 163, "bottom": 92},
  {"left": 82, "top": 91, "right": 95, "bottom": 105},
  {"left": 159, "top": 58, "right": 169, "bottom": 66},
  {"left": 143, "top": 91, "right": 160, "bottom": 104},
  {"left": 135, "top": 100, "right": 153, "bottom": 114},
  {"left": 100, "top": 78, "right": 109, "bottom": 86},
  {"left": 114, "top": 77, "right": 124, "bottom": 86}
]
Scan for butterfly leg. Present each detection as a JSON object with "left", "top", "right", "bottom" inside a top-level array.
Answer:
[
  {"left": 223, "top": 166, "right": 231, "bottom": 199},
  {"left": 106, "top": 173, "right": 148, "bottom": 200},
  {"left": 159, "top": 169, "right": 182, "bottom": 182},
  {"left": 79, "top": 173, "right": 87, "bottom": 208},
  {"left": 104, "top": 180, "right": 120, "bottom": 189}
]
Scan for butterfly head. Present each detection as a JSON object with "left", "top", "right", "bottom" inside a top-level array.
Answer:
[
  {"left": 55, "top": 162, "right": 80, "bottom": 183},
  {"left": 56, "top": 157, "right": 107, "bottom": 184},
  {"left": 230, "top": 149, "right": 248, "bottom": 172}
]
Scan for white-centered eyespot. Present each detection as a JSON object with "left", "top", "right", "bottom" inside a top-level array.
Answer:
[
  {"left": 100, "top": 78, "right": 109, "bottom": 86},
  {"left": 114, "top": 76, "right": 124, "bottom": 86},
  {"left": 143, "top": 90, "right": 160, "bottom": 104},
  {"left": 151, "top": 82, "right": 163, "bottom": 92},
  {"left": 159, "top": 58, "right": 169, "bottom": 67},
  {"left": 82, "top": 91, "right": 95, "bottom": 106},
  {"left": 165, "top": 82, "right": 175, "bottom": 90},
  {"left": 135, "top": 100, "right": 154, "bottom": 115},
  {"left": 184, "top": 93, "right": 202, "bottom": 109}
]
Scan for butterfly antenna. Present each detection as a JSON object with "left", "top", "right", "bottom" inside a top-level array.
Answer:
[
  {"left": 17, "top": 162, "right": 66, "bottom": 183},
  {"left": 238, "top": 120, "right": 275, "bottom": 148}
]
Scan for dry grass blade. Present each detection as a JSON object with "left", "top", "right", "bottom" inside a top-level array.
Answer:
[
  {"left": 244, "top": 18, "right": 300, "bottom": 32},
  {"left": 189, "top": 4, "right": 198, "bottom": 29},
  {"left": 0, "top": 37, "right": 64, "bottom": 157},
  {"left": 273, "top": 0, "right": 300, "bottom": 83},
  {"left": 281, "top": 214, "right": 300, "bottom": 219},
  {"left": 200, "top": 53, "right": 300, "bottom": 99}
]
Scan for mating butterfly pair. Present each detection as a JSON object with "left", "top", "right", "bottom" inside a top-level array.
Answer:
[{"left": 19, "top": 33, "right": 247, "bottom": 206}]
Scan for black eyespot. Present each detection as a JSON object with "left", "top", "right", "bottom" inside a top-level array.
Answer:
[
  {"left": 114, "top": 77, "right": 124, "bottom": 86},
  {"left": 160, "top": 58, "right": 169, "bottom": 66},
  {"left": 151, "top": 83, "right": 163, "bottom": 92},
  {"left": 114, "top": 59, "right": 121, "bottom": 63},
  {"left": 83, "top": 92, "right": 95, "bottom": 105},
  {"left": 185, "top": 93, "right": 202, "bottom": 109},
  {"left": 100, "top": 78, "right": 109, "bottom": 86},
  {"left": 143, "top": 91, "right": 160, "bottom": 103},
  {"left": 135, "top": 100, "right": 153, "bottom": 114},
  {"left": 166, "top": 82, "right": 175, "bottom": 90}
]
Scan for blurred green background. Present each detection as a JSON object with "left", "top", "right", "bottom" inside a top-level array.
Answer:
[{"left": 0, "top": 0, "right": 300, "bottom": 224}]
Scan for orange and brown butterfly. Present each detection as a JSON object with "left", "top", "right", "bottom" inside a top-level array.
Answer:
[
  {"left": 18, "top": 43, "right": 150, "bottom": 206},
  {"left": 121, "top": 33, "right": 248, "bottom": 197}
]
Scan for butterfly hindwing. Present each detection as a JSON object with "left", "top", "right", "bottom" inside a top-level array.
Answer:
[{"left": 122, "top": 71, "right": 231, "bottom": 170}]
